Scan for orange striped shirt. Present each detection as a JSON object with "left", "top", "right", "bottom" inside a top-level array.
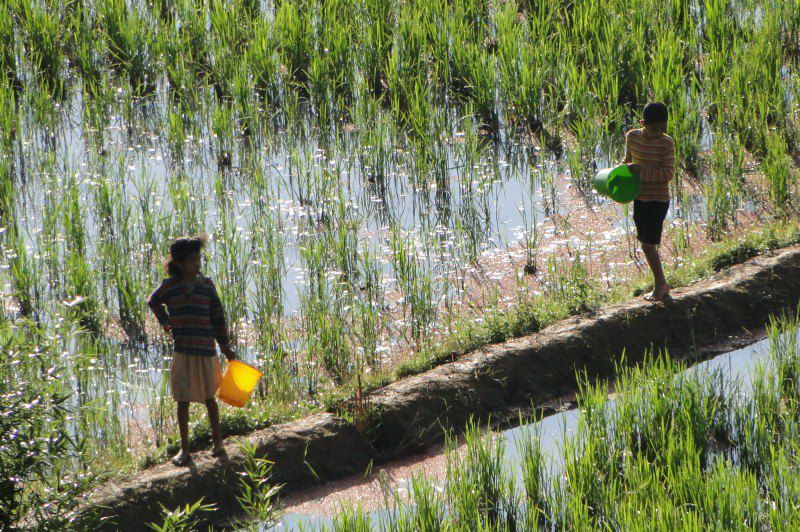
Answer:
[{"left": 624, "top": 129, "right": 675, "bottom": 202}]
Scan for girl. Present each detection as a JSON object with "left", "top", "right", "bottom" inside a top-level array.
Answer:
[{"left": 148, "top": 234, "right": 237, "bottom": 466}]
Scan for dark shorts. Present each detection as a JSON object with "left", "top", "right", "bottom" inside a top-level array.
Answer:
[{"left": 633, "top": 200, "right": 670, "bottom": 245}]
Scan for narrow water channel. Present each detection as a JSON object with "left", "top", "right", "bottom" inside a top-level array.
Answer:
[{"left": 264, "top": 333, "right": 775, "bottom": 530}]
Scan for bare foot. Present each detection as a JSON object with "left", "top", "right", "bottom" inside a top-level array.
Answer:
[
  {"left": 644, "top": 284, "right": 671, "bottom": 302},
  {"left": 172, "top": 450, "right": 192, "bottom": 466},
  {"left": 211, "top": 441, "right": 227, "bottom": 458}
]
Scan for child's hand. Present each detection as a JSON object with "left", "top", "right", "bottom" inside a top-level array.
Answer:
[{"left": 627, "top": 163, "right": 641, "bottom": 175}]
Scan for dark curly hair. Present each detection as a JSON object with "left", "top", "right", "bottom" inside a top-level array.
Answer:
[{"left": 164, "top": 233, "right": 208, "bottom": 277}]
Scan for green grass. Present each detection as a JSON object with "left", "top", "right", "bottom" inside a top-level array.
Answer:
[
  {"left": 362, "top": 221, "right": 800, "bottom": 389},
  {"left": 325, "top": 311, "right": 800, "bottom": 530},
  {"left": 1, "top": 1, "right": 800, "bottom": 527}
]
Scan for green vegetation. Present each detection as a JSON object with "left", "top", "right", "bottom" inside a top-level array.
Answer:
[
  {"left": 1, "top": 0, "right": 799, "bottom": 526},
  {"left": 355, "top": 220, "right": 800, "bottom": 393},
  {"left": 146, "top": 439, "right": 283, "bottom": 531},
  {"left": 146, "top": 499, "right": 217, "bottom": 532},
  {"left": 327, "top": 312, "right": 800, "bottom": 530}
]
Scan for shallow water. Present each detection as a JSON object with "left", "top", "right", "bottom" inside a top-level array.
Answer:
[
  {"left": 7, "top": 77, "right": 760, "bottom": 431},
  {"left": 265, "top": 333, "right": 776, "bottom": 530}
]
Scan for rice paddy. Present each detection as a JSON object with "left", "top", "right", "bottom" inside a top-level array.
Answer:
[
  {"left": 287, "top": 313, "right": 800, "bottom": 531},
  {"left": 1, "top": 0, "right": 799, "bottom": 526}
]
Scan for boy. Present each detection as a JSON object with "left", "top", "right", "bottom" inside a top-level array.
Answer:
[{"left": 624, "top": 101, "right": 675, "bottom": 302}]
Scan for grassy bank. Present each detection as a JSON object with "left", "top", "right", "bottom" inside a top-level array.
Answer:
[
  {"left": 349, "top": 220, "right": 800, "bottom": 394},
  {"left": 319, "top": 310, "right": 800, "bottom": 530}
]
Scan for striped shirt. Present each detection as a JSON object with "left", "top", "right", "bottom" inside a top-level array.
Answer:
[
  {"left": 624, "top": 129, "right": 675, "bottom": 202},
  {"left": 147, "top": 274, "right": 232, "bottom": 357}
]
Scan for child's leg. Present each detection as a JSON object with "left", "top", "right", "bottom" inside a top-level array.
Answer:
[
  {"left": 173, "top": 401, "right": 191, "bottom": 465},
  {"left": 641, "top": 243, "right": 670, "bottom": 300},
  {"left": 177, "top": 402, "right": 190, "bottom": 449},
  {"left": 633, "top": 200, "right": 670, "bottom": 301},
  {"left": 205, "top": 398, "right": 224, "bottom": 451}
]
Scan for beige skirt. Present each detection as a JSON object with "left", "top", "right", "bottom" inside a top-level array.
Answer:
[{"left": 170, "top": 351, "right": 222, "bottom": 403}]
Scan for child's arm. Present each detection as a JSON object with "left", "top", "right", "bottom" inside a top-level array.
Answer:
[
  {"left": 624, "top": 131, "right": 641, "bottom": 174},
  {"left": 147, "top": 282, "right": 171, "bottom": 332},
  {"left": 624, "top": 131, "right": 632, "bottom": 164},
  {"left": 639, "top": 138, "right": 675, "bottom": 184},
  {"left": 208, "top": 279, "right": 236, "bottom": 359}
]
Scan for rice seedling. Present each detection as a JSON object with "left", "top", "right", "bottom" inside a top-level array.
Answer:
[
  {"left": 208, "top": 0, "right": 253, "bottom": 104},
  {"left": 444, "top": 420, "right": 518, "bottom": 530},
  {"left": 170, "top": 0, "right": 210, "bottom": 78},
  {"left": 0, "top": 83, "right": 18, "bottom": 152},
  {"left": 250, "top": 208, "right": 286, "bottom": 347},
  {"left": 213, "top": 212, "right": 250, "bottom": 347},
  {"left": 4, "top": 2, "right": 800, "bottom": 525},
  {"left": 352, "top": 243, "right": 386, "bottom": 369},
  {"left": 762, "top": 131, "right": 795, "bottom": 214},
  {"left": 307, "top": 51, "right": 333, "bottom": 128},
  {"left": 298, "top": 217, "right": 354, "bottom": 389},
  {"left": 705, "top": 131, "right": 745, "bottom": 240},
  {"left": 97, "top": 0, "right": 156, "bottom": 96},
  {"left": 166, "top": 171, "right": 205, "bottom": 237},
  {"left": 649, "top": 29, "right": 703, "bottom": 177},
  {"left": 17, "top": 2, "right": 66, "bottom": 101},
  {"left": 247, "top": 20, "right": 281, "bottom": 109},
  {"left": 68, "top": 10, "right": 103, "bottom": 100},
  {"left": 566, "top": 84, "right": 602, "bottom": 189},
  {"left": 273, "top": 0, "right": 314, "bottom": 91},
  {"left": 329, "top": 503, "right": 372, "bottom": 531},
  {"left": 4, "top": 227, "right": 39, "bottom": 319},
  {"left": 360, "top": 0, "right": 394, "bottom": 97},
  {"left": 515, "top": 417, "right": 548, "bottom": 526},
  {"left": 317, "top": 0, "right": 357, "bottom": 105},
  {"left": 211, "top": 101, "right": 236, "bottom": 170},
  {"left": 0, "top": 3, "right": 20, "bottom": 93},
  {"left": 390, "top": 225, "right": 435, "bottom": 351},
  {"left": 161, "top": 30, "right": 200, "bottom": 114},
  {"left": 385, "top": 24, "right": 428, "bottom": 130}
]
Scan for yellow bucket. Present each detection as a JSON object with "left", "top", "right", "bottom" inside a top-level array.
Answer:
[{"left": 217, "top": 360, "right": 263, "bottom": 408}]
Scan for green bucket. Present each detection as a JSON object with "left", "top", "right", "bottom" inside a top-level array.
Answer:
[{"left": 594, "top": 165, "right": 641, "bottom": 203}]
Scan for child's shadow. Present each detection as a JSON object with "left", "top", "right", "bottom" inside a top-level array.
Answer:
[{"left": 177, "top": 451, "right": 231, "bottom": 474}]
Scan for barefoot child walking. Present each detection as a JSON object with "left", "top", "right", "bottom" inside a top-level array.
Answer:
[
  {"left": 624, "top": 102, "right": 675, "bottom": 302},
  {"left": 148, "top": 234, "right": 237, "bottom": 465}
]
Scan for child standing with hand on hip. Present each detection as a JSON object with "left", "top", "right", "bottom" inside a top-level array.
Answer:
[
  {"left": 624, "top": 101, "right": 675, "bottom": 302},
  {"left": 148, "top": 234, "right": 237, "bottom": 466}
]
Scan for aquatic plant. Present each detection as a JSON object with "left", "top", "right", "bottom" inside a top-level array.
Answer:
[
  {"left": 98, "top": 0, "right": 155, "bottom": 96},
  {"left": 762, "top": 131, "right": 795, "bottom": 214},
  {"left": 18, "top": 2, "right": 65, "bottom": 100},
  {"left": 705, "top": 131, "right": 745, "bottom": 240}
]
